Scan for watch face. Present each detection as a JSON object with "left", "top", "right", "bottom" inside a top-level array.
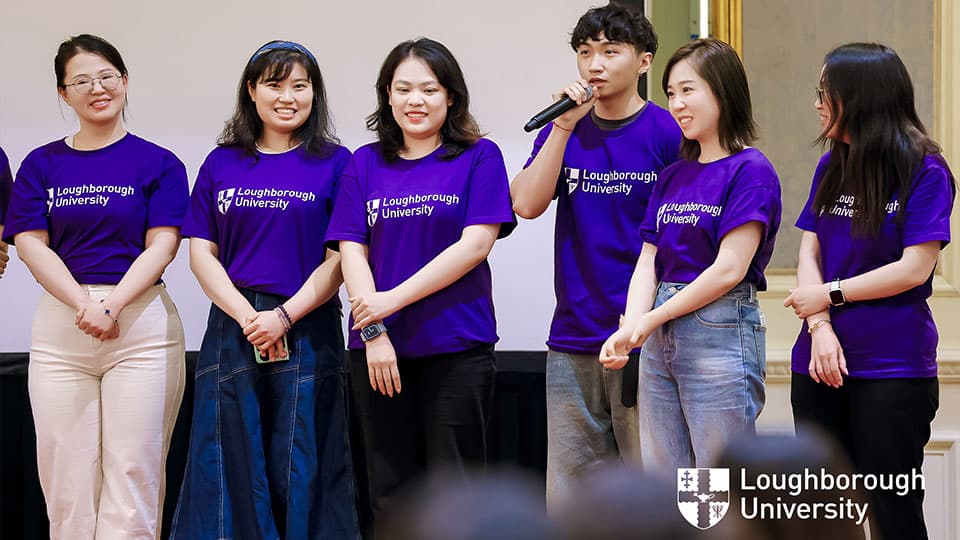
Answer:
[
  {"left": 829, "top": 288, "right": 844, "bottom": 305},
  {"left": 361, "top": 324, "right": 383, "bottom": 341}
]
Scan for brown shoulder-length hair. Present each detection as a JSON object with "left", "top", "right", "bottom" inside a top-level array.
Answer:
[
  {"left": 662, "top": 38, "right": 757, "bottom": 161},
  {"left": 366, "top": 38, "right": 482, "bottom": 161}
]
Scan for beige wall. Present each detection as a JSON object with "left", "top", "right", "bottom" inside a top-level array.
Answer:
[
  {"left": 648, "top": 0, "right": 693, "bottom": 107},
  {"left": 744, "top": 0, "right": 935, "bottom": 269}
]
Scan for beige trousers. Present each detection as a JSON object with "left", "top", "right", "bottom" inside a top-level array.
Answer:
[{"left": 29, "top": 285, "right": 185, "bottom": 540}]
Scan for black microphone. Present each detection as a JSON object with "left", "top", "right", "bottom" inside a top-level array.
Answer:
[{"left": 523, "top": 85, "right": 594, "bottom": 132}]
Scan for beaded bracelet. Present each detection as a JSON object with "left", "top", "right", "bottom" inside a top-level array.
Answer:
[{"left": 274, "top": 305, "right": 293, "bottom": 332}]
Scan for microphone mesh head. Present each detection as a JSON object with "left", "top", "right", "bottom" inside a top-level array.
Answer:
[{"left": 583, "top": 84, "right": 594, "bottom": 100}]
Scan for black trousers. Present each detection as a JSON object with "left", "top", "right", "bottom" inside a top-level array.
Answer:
[
  {"left": 791, "top": 374, "right": 939, "bottom": 540},
  {"left": 349, "top": 344, "right": 496, "bottom": 537}
]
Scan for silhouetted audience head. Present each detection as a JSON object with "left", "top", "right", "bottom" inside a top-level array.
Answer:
[
  {"left": 381, "top": 467, "right": 555, "bottom": 540},
  {"left": 714, "top": 429, "right": 867, "bottom": 540}
]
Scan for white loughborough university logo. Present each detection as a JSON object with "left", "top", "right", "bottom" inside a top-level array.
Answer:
[
  {"left": 217, "top": 188, "right": 236, "bottom": 215},
  {"left": 564, "top": 167, "right": 580, "bottom": 194},
  {"left": 366, "top": 198, "right": 380, "bottom": 227},
  {"left": 46, "top": 188, "right": 55, "bottom": 214},
  {"left": 678, "top": 468, "right": 730, "bottom": 530}
]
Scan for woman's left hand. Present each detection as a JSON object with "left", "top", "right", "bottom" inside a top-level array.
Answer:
[
  {"left": 784, "top": 284, "right": 831, "bottom": 319},
  {"left": 76, "top": 299, "right": 120, "bottom": 341},
  {"left": 350, "top": 291, "right": 400, "bottom": 330},
  {"left": 599, "top": 316, "right": 654, "bottom": 369},
  {"left": 243, "top": 310, "right": 288, "bottom": 350}
]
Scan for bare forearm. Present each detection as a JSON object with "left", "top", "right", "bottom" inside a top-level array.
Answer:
[
  {"left": 190, "top": 250, "right": 255, "bottom": 324},
  {"left": 511, "top": 129, "right": 571, "bottom": 219},
  {"left": 647, "top": 261, "right": 746, "bottom": 327},
  {"left": 282, "top": 252, "right": 343, "bottom": 323},
  {"left": 104, "top": 244, "right": 176, "bottom": 312},
  {"left": 17, "top": 238, "right": 87, "bottom": 309},
  {"left": 621, "top": 249, "right": 658, "bottom": 325},
  {"left": 341, "top": 243, "right": 378, "bottom": 300},
  {"left": 796, "top": 234, "right": 830, "bottom": 323},
  {"left": 842, "top": 244, "right": 939, "bottom": 302},
  {"left": 390, "top": 228, "right": 496, "bottom": 310}
]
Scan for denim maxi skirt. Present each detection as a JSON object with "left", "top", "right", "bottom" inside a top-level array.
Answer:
[{"left": 170, "top": 290, "right": 360, "bottom": 540}]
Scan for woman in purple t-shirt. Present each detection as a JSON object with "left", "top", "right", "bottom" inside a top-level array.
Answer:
[
  {"left": 601, "top": 38, "right": 781, "bottom": 469},
  {"left": 325, "top": 38, "right": 515, "bottom": 533},
  {"left": 784, "top": 44, "right": 955, "bottom": 540},
  {"left": 0, "top": 147, "right": 11, "bottom": 278},
  {"left": 170, "top": 41, "right": 360, "bottom": 539},
  {"left": 3, "top": 35, "right": 189, "bottom": 539}
]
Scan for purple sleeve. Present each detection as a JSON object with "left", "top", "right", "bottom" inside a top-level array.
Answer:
[
  {"left": 146, "top": 153, "right": 189, "bottom": 229},
  {"left": 465, "top": 141, "right": 516, "bottom": 238},
  {"left": 796, "top": 155, "right": 830, "bottom": 231},
  {"left": 180, "top": 159, "right": 217, "bottom": 242},
  {"left": 902, "top": 157, "right": 955, "bottom": 248},
  {"left": 639, "top": 176, "right": 663, "bottom": 245},
  {"left": 0, "top": 149, "right": 12, "bottom": 225},
  {"left": 717, "top": 161, "right": 781, "bottom": 240},
  {"left": 326, "top": 147, "right": 352, "bottom": 216},
  {"left": 522, "top": 124, "right": 553, "bottom": 169},
  {"left": 324, "top": 156, "right": 368, "bottom": 251},
  {"left": 2, "top": 155, "right": 48, "bottom": 244},
  {"left": 659, "top": 119, "right": 682, "bottom": 166}
]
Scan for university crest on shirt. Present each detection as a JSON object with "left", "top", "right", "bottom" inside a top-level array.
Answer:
[
  {"left": 564, "top": 167, "right": 580, "bottom": 194},
  {"left": 677, "top": 468, "right": 730, "bottom": 529},
  {"left": 217, "top": 188, "right": 236, "bottom": 215},
  {"left": 366, "top": 198, "right": 381, "bottom": 227},
  {"left": 46, "top": 188, "right": 55, "bottom": 214}
]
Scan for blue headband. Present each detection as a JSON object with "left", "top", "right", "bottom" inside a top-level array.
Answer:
[{"left": 248, "top": 40, "right": 318, "bottom": 68}]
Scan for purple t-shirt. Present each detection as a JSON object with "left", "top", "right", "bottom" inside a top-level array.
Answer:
[
  {"left": 181, "top": 144, "right": 350, "bottom": 298},
  {"left": 324, "top": 138, "right": 515, "bottom": 358},
  {"left": 640, "top": 147, "right": 782, "bottom": 289},
  {"left": 791, "top": 153, "right": 955, "bottom": 378},
  {"left": 3, "top": 134, "right": 189, "bottom": 284},
  {"left": 524, "top": 103, "right": 682, "bottom": 354},
  {"left": 0, "top": 147, "right": 12, "bottom": 226}
]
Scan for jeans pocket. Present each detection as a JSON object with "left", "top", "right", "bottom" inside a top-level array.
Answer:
[{"left": 693, "top": 296, "right": 741, "bottom": 328}]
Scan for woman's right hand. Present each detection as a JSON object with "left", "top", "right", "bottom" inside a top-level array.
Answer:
[
  {"left": 76, "top": 298, "right": 120, "bottom": 341},
  {"left": 366, "top": 333, "right": 401, "bottom": 398},
  {"left": 808, "top": 323, "right": 847, "bottom": 388},
  {"left": 551, "top": 79, "right": 598, "bottom": 132}
]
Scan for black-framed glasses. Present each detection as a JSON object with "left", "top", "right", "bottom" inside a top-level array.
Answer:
[
  {"left": 815, "top": 87, "right": 825, "bottom": 105},
  {"left": 64, "top": 72, "right": 122, "bottom": 95}
]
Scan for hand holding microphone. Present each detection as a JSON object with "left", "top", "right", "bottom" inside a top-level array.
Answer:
[{"left": 523, "top": 79, "right": 598, "bottom": 132}]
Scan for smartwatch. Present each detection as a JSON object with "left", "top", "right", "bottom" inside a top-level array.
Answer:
[
  {"left": 828, "top": 279, "right": 846, "bottom": 307},
  {"left": 360, "top": 322, "right": 388, "bottom": 342}
]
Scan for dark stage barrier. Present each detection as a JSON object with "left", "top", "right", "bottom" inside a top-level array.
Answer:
[{"left": 0, "top": 351, "right": 547, "bottom": 540}]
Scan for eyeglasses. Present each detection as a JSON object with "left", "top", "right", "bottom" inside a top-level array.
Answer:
[
  {"left": 815, "top": 87, "right": 825, "bottom": 105},
  {"left": 64, "top": 72, "right": 122, "bottom": 95}
]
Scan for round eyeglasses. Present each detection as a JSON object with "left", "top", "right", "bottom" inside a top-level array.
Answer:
[{"left": 64, "top": 72, "right": 122, "bottom": 95}]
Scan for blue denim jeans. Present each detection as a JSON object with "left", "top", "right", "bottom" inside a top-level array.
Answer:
[
  {"left": 170, "top": 291, "right": 360, "bottom": 540},
  {"left": 639, "top": 281, "right": 766, "bottom": 470},
  {"left": 545, "top": 350, "right": 641, "bottom": 513}
]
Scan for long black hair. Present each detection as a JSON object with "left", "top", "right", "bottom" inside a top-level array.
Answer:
[
  {"left": 220, "top": 40, "right": 338, "bottom": 157},
  {"left": 662, "top": 39, "right": 757, "bottom": 161},
  {"left": 366, "top": 38, "right": 482, "bottom": 161},
  {"left": 813, "top": 43, "right": 941, "bottom": 236}
]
